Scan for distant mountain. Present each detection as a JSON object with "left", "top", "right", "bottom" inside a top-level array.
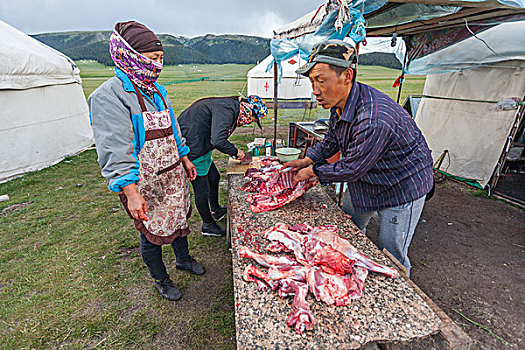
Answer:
[
  {"left": 31, "top": 31, "right": 402, "bottom": 68},
  {"left": 31, "top": 31, "right": 271, "bottom": 66},
  {"left": 359, "top": 52, "right": 402, "bottom": 70}
]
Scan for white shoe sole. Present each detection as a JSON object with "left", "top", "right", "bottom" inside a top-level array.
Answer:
[{"left": 201, "top": 231, "right": 225, "bottom": 237}]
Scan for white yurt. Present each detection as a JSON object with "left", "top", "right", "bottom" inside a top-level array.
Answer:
[
  {"left": 413, "top": 21, "right": 525, "bottom": 188},
  {"left": 247, "top": 54, "right": 313, "bottom": 100},
  {"left": 0, "top": 20, "right": 93, "bottom": 183}
]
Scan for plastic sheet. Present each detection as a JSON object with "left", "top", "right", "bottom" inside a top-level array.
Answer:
[
  {"left": 269, "top": 6, "right": 365, "bottom": 80},
  {"left": 403, "top": 21, "right": 525, "bottom": 75}
]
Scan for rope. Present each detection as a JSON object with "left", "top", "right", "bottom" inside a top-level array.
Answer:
[
  {"left": 422, "top": 95, "right": 525, "bottom": 106},
  {"left": 164, "top": 77, "right": 210, "bottom": 85},
  {"left": 464, "top": 19, "right": 502, "bottom": 58}
]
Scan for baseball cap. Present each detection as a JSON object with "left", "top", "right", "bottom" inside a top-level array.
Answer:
[{"left": 296, "top": 39, "right": 357, "bottom": 76}]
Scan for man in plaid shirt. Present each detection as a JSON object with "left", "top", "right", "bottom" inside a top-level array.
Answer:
[{"left": 286, "top": 39, "right": 433, "bottom": 276}]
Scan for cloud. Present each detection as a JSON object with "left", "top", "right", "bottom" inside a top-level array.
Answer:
[{"left": 0, "top": 0, "right": 322, "bottom": 37}]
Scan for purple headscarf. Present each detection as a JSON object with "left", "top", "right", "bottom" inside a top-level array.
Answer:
[{"left": 109, "top": 31, "right": 163, "bottom": 94}]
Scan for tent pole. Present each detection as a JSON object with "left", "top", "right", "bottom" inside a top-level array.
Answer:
[
  {"left": 396, "top": 45, "right": 408, "bottom": 104},
  {"left": 489, "top": 93, "right": 525, "bottom": 192},
  {"left": 273, "top": 60, "right": 278, "bottom": 155}
]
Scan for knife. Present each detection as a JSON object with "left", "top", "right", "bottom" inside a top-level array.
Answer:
[{"left": 238, "top": 151, "right": 253, "bottom": 165}]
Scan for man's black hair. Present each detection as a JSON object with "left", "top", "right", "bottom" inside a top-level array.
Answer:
[{"left": 329, "top": 65, "right": 357, "bottom": 83}]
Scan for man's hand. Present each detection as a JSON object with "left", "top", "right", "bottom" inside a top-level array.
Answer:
[
  {"left": 235, "top": 149, "right": 245, "bottom": 160},
  {"left": 122, "top": 183, "right": 148, "bottom": 221},
  {"left": 292, "top": 165, "right": 317, "bottom": 186},
  {"left": 284, "top": 157, "right": 313, "bottom": 171},
  {"left": 182, "top": 156, "right": 197, "bottom": 181}
]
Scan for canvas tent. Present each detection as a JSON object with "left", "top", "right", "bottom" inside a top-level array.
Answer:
[
  {"left": 0, "top": 20, "right": 93, "bottom": 183},
  {"left": 247, "top": 54, "right": 312, "bottom": 99},
  {"left": 271, "top": 1, "right": 525, "bottom": 199},
  {"left": 412, "top": 21, "right": 525, "bottom": 189}
]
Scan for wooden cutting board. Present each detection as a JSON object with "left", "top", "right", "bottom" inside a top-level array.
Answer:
[{"left": 227, "top": 156, "right": 260, "bottom": 174}]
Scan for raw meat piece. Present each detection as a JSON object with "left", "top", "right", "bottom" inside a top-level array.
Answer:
[
  {"left": 243, "top": 264, "right": 271, "bottom": 291},
  {"left": 265, "top": 241, "right": 292, "bottom": 253},
  {"left": 238, "top": 222, "right": 399, "bottom": 335},
  {"left": 311, "top": 227, "right": 399, "bottom": 279},
  {"left": 237, "top": 164, "right": 283, "bottom": 192},
  {"left": 238, "top": 246, "right": 299, "bottom": 268},
  {"left": 258, "top": 156, "right": 280, "bottom": 167},
  {"left": 259, "top": 170, "right": 295, "bottom": 195},
  {"left": 248, "top": 178, "right": 318, "bottom": 213},
  {"left": 238, "top": 163, "right": 318, "bottom": 212},
  {"left": 307, "top": 265, "right": 368, "bottom": 306},
  {"left": 281, "top": 280, "right": 314, "bottom": 334},
  {"left": 273, "top": 222, "right": 398, "bottom": 279},
  {"left": 262, "top": 223, "right": 307, "bottom": 263},
  {"left": 237, "top": 176, "right": 264, "bottom": 192},
  {"left": 267, "top": 265, "right": 309, "bottom": 282},
  {"left": 313, "top": 245, "right": 356, "bottom": 275}
]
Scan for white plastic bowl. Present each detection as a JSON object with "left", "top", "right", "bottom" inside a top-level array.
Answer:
[{"left": 275, "top": 147, "right": 301, "bottom": 162}]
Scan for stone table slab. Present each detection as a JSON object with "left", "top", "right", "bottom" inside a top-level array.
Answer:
[{"left": 228, "top": 174, "right": 442, "bottom": 349}]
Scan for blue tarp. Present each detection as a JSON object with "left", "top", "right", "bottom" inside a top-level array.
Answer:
[{"left": 268, "top": 6, "right": 365, "bottom": 80}]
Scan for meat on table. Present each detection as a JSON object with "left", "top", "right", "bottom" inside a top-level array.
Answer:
[
  {"left": 238, "top": 162, "right": 318, "bottom": 213},
  {"left": 228, "top": 173, "right": 442, "bottom": 349},
  {"left": 238, "top": 222, "right": 398, "bottom": 335}
]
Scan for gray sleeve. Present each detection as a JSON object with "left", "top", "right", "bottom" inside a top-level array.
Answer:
[{"left": 88, "top": 87, "right": 138, "bottom": 189}]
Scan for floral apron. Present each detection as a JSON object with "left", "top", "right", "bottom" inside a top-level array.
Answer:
[{"left": 119, "top": 82, "right": 191, "bottom": 245}]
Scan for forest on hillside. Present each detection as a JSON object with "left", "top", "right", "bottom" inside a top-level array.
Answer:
[{"left": 32, "top": 31, "right": 402, "bottom": 68}]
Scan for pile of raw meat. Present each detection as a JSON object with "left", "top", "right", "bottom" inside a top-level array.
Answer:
[
  {"left": 238, "top": 222, "right": 399, "bottom": 335},
  {"left": 237, "top": 156, "right": 318, "bottom": 213}
]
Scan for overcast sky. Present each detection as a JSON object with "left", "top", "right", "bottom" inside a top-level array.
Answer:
[{"left": 0, "top": 0, "right": 324, "bottom": 37}]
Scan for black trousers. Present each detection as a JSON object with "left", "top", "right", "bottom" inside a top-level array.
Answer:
[
  {"left": 190, "top": 161, "right": 221, "bottom": 224},
  {"left": 140, "top": 233, "right": 189, "bottom": 281}
]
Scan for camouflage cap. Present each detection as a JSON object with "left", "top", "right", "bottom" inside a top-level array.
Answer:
[{"left": 296, "top": 39, "right": 357, "bottom": 76}]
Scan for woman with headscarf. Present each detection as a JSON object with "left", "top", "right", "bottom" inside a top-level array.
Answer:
[
  {"left": 178, "top": 95, "right": 267, "bottom": 236},
  {"left": 88, "top": 21, "right": 203, "bottom": 301}
]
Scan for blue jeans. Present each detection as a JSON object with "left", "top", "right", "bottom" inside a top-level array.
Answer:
[
  {"left": 140, "top": 233, "right": 189, "bottom": 281},
  {"left": 342, "top": 190, "right": 426, "bottom": 276}
]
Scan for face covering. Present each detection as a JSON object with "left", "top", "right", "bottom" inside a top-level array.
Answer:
[
  {"left": 109, "top": 31, "right": 163, "bottom": 95},
  {"left": 238, "top": 101, "right": 254, "bottom": 127}
]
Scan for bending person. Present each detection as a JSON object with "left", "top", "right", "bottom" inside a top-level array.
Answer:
[
  {"left": 89, "top": 21, "right": 204, "bottom": 301},
  {"left": 178, "top": 95, "right": 267, "bottom": 236}
]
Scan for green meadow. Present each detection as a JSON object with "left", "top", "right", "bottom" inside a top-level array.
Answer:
[{"left": 0, "top": 62, "right": 425, "bottom": 349}]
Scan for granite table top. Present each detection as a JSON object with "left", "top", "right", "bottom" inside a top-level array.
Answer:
[{"left": 228, "top": 174, "right": 442, "bottom": 349}]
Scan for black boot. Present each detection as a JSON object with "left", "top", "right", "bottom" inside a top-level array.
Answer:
[
  {"left": 211, "top": 206, "right": 228, "bottom": 221},
  {"left": 201, "top": 221, "right": 226, "bottom": 237},
  {"left": 154, "top": 276, "right": 181, "bottom": 301},
  {"left": 176, "top": 256, "right": 205, "bottom": 275}
]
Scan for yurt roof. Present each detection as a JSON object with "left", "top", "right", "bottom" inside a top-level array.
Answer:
[
  {"left": 0, "top": 20, "right": 81, "bottom": 90},
  {"left": 247, "top": 53, "right": 307, "bottom": 78}
]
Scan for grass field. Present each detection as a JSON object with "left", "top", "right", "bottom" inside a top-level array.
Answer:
[{"left": 0, "top": 62, "right": 425, "bottom": 349}]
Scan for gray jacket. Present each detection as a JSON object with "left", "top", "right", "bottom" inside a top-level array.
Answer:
[{"left": 88, "top": 69, "right": 188, "bottom": 192}]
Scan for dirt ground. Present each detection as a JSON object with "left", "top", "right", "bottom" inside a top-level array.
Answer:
[
  {"left": 233, "top": 126, "right": 525, "bottom": 349},
  {"left": 364, "top": 180, "right": 525, "bottom": 349}
]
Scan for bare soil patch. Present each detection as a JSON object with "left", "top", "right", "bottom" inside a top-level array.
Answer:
[
  {"left": 365, "top": 180, "right": 525, "bottom": 349},
  {"left": 0, "top": 201, "right": 33, "bottom": 217}
]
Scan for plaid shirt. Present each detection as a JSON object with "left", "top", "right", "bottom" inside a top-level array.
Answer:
[{"left": 307, "top": 82, "right": 433, "bottom": 213}]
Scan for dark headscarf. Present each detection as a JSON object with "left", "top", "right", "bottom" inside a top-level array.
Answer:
[
  {"left": 110, "top": 21, "right": 163, "bottom": 94},
  {"left": 114, "top": 21, "right": 163, "bottom": 53}
]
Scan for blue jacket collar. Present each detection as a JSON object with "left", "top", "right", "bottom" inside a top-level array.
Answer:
[
  {"left": 331, "top": 82, "right": 360, "bottom": 123},
  {"left": 114, "top": 68, "right": 166, "bottom": 97}
]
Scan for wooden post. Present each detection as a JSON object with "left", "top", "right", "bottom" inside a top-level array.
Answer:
[{"left": 273, "top": 60, "right": 278, "bottom": 155}]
